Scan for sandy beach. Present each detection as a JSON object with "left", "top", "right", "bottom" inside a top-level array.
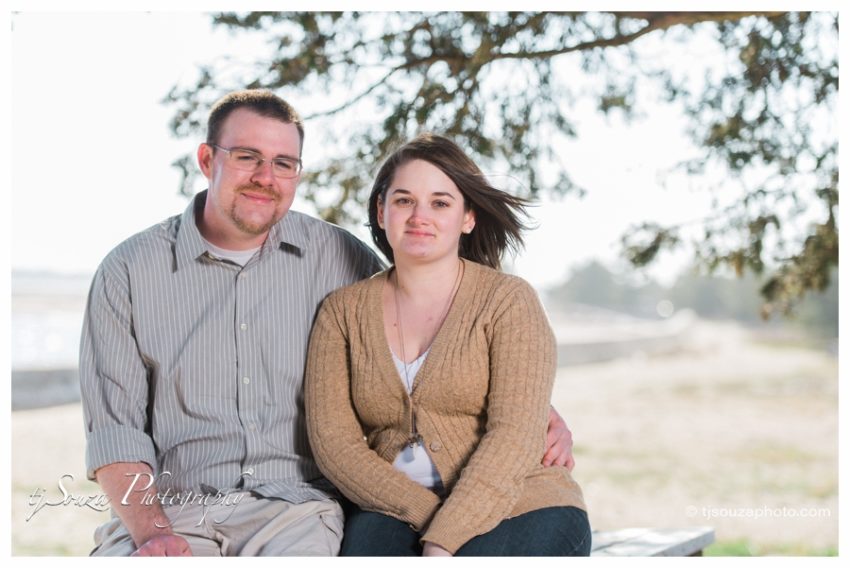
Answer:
[
  {"left": 11, "top": 320, "right": 838, "bottom": 556},
  {"left": 552, "top": 320, "right": 838, "bottom": 555}
]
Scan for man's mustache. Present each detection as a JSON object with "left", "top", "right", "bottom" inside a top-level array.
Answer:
[{"left": 236, "top": 184, "right": 280, "bottom": 201}]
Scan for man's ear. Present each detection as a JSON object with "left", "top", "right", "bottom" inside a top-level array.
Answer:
[{"left": 197, "top": 143, "right": 213, "bottom": 178}]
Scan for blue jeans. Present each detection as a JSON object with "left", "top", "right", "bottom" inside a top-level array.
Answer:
[{"left": 340, "top": 500, "right": 591, "bottom": 556}]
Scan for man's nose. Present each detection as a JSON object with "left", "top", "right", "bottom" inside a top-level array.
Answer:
[{"left": 250, "top": 160, "right": 276, "bottom": 186}]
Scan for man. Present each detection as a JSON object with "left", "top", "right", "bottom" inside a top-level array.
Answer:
[{"left": 80, "top": 89, "right": 574, "bottom": 556}]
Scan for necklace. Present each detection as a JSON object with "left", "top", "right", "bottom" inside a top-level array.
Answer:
[{"left": 394, "top": 259, "right": 464, "bottom": 445}]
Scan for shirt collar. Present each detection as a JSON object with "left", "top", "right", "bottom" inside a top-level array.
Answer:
[
  {"left": 174, "top": 190, "right": 308, "bottom": 271},
  {"left": 174, "top": 193, "right": 209, "bottom": 271},
  {"left": 271, "top": 207, "right": 308, "bottom": 254}
]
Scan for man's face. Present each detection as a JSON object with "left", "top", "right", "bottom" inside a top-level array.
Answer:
[{"left": 197, "top": 108, "right": 301, "bottom": 248}]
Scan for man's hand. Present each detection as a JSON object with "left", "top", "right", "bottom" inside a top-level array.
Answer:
[
  {"left": 542, "top": 406, "right": 575, "bottom": 470},
  {"left": 131, "top": 534, "right": 192, "bottom": 556},
  {"left": 422, "top": 542, "right": 453, "bottom": 557},
  {"left": 95, "top": 462, "right": 180, "bottom": 554}
]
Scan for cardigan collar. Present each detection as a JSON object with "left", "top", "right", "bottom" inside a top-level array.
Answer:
[{"left": 366, "top": 258, "right": 483, "bottom": 398}]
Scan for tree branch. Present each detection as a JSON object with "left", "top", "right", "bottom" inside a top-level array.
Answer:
[
  {"left": 303, "top": 66, "right": 402, "bottom": 119},
  {"left": 304, "top": 11, "right": 789, "bottom": 120},
  {"left": 492, "top": 12, "right": 788, "bottom": 61}
]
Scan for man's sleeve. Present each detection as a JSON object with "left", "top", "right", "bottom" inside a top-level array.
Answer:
[
  {"left": 359, "top": 241, "right": 387, "bottom": 278},
  {"left": 79, "top": 257, "right": 157, "bottom": 480},
  {"left": 332, "top": 228, "right": 387, "bottom": 285}
]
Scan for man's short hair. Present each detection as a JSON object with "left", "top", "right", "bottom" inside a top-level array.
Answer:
[{"left": 207, "top": 89, "right": 304, "bottom": 153}]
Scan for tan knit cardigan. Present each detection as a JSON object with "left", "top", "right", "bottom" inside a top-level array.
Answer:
[{"left": 305, "top": 259, "right": 586, "bottom": 553}]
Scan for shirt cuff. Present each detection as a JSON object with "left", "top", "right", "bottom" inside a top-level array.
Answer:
[
  {"left": 401, "top": 487, "right": 443, "bottom": 532},
  {"left": 85, "top": 425, "right": 158, "bottom": 480}
]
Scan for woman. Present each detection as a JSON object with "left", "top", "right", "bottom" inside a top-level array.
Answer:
[{"left": 305, "top": 134, "right": 590, "bottom": 556}]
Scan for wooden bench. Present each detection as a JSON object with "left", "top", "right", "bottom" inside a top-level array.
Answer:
[{"left": 591, "top": 527, "right": 715, "bottom": 556}]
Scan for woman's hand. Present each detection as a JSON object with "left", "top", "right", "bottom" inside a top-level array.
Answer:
[
  {"left": 542, "top": 406, "right": 575, "bottom": 470},
  {"left": 423, "top": 542, "right": 453, "bottom": 556}
]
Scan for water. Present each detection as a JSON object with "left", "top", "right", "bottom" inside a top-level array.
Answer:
[
  {"left": 11, "top": 271, "right": 697, "bottom": 372},
  {"left": 11, "top": 271, "right": 92, "bottom": 370},
  {"left": 9, "top": 270, "right": 701, "bottom": 412}
]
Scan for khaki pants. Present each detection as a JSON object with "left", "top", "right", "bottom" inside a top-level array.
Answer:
[{"left": 91, "top": 493, "right": 344, "bottom": 556}]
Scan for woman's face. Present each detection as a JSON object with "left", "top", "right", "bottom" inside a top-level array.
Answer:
[{"left": 378, "top": 159, "right": 475, "bottom": 264}]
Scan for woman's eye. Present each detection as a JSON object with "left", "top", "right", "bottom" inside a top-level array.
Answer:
[{"left": 434, "top": 201, "right": 449, "bottom": 208}]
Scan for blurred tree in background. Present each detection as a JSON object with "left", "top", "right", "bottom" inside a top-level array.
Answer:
[
  {"left": 546, "top": 260, "right": 838, "bottom": 339},
  {"left": 165, "top": 12, "right": 837, "bottom": 316}
]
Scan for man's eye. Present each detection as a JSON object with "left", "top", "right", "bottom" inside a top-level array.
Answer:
[
  {"left": 274, "top": 160, "right": 295, "bottom": 171},
  {"left": 233, "top": 152, "right": 260, "bottom": 162}
]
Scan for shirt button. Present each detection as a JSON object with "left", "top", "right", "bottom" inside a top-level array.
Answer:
[
  {"left": 429, "top": 441, "right": 443, "bottom": 452},
  {"left": 242, "top": 376, "right": 251, "bottom": 385},
  {"left": 248, "top": 423, "right": 256, "bottom": 431},
  {"left": 240, "top": 323, "right": 248, "bottom": 331},
  {"left": 244, "top": 467, "right": 255, "bottom": 476}
]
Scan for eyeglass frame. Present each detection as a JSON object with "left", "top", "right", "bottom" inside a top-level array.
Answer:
[{"left": 209, "top": 144, "right": 303, "bottom": 178}]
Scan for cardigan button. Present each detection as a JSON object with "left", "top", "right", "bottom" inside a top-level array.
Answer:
[{"left": 429, "top": 441, "right": 443, "bottom": 452}]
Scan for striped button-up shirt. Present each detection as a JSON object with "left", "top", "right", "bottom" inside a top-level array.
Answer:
[{"left": 80, "top": 191, "right": 383, "bottom": 502}]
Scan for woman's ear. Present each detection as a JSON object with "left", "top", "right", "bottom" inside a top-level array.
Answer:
[
  {"left": 376, "top": 197, "right": 385, "bottom": 229},
  {"left": 462, "top": 208, "right": 476, "bottom": 234}
]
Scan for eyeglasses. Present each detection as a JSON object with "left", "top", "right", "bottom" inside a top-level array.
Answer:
[{"left": 210, "top": 144, "right": 302, "bottom": 178}]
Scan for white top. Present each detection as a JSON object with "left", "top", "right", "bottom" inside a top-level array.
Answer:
[
  {"left": 391, "top": 349, "right": 443, "bottom": 492},
  {"left": 202, "top": 237, "right": 261, "bottom": 267}
]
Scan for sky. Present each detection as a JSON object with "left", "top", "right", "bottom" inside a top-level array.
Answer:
[{"left": 5, "top": 9, "right": 754, "bottom": 291}]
